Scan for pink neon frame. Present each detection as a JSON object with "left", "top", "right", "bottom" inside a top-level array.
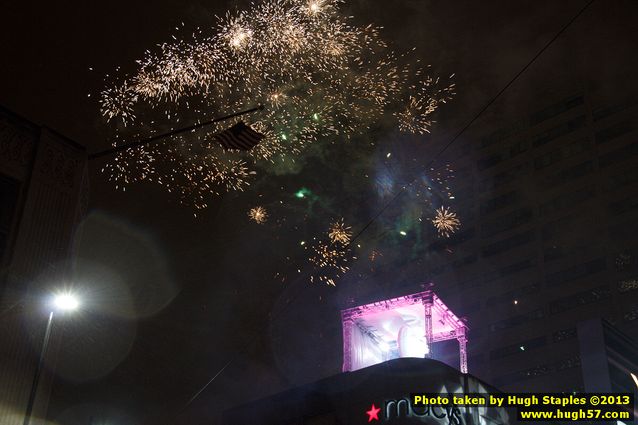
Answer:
[{"left": 341, "top": 287, "right": 468, "bottom": 373}]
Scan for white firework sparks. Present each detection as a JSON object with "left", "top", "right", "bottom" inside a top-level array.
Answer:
[
  {"left": 431, "top": 206, "right": 461, "bottom": 238},
  {"left": 99, "top": 0, "right": 454, "bottom": 207},
  {"left": 248, "top": 206, "right": 268, "bottom": 223}
]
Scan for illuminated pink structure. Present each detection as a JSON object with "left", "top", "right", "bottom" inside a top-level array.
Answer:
[{"left": 341, "top": 287, "right": 468, "bottom": 373}]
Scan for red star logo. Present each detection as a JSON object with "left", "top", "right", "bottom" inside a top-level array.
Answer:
[{"left": 366, "top": 403, "right": 381, "bottom": 422}]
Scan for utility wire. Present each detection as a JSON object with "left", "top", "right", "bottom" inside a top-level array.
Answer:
[
  {"left": 88, "top": 105, "right": 263, "bottom": 160},
  {"left": 351, "top": 0, "right": 596, "bottom": 244}
]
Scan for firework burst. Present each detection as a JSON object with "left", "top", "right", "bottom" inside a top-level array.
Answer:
[
  {"left": 248, "top": 206, "right": 268, "bottom": 223},
  {"left": 309, "top": 241, "right": 353, "bottom": 286},
  {"left": 328, "top": 219, "right": 352, "bottom": 244},
  {"left": 368, "top": 249, "right": 382, "bottom": 262},
  {"left": 99, "top": 0, "right": 454, "bottom": 207},
  {"left": 431, "top": 206, "right": 460, "bottom": 238}
]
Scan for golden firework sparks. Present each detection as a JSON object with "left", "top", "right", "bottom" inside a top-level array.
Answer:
[
  {"left": 306, "top": 0, "right": 323, "bottom": 15},
  {"left": 99, "top": 0, "right": 454, "bottom": 208},
  {"left": 308, "top": 240, "right": 354, "bottom": 286},
  {"left": 328, "top": 219, "right": 352, "bottom": 244},
  {"left": 227, "top": 24, "right": 252, "bottom": 50},
  {"left": 431, "top": 206, "right": 461, "bottom": 238},
  {"left": 368, "top": 249, "right": 382, "bottom": 262},
  {"left": 248, "top": 206, "right": 268, "bottom": 223}
]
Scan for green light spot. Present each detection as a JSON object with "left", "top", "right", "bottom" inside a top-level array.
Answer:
[
  {"left": 295, "top": 188, "right": 311, "bottom": 199},
  {"left": 313, "top": 113, "right": 319, "bottom": 120},
  {"left": 281, "top": 134, "right": 287, "bottom": 140},
  {"left": 399, "top": 230, "right": 407, "bottom": 236}
]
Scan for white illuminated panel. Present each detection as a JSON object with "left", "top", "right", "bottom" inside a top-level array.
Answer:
[{"left": 341, "top": 287, "right": 468, "bottom": 373}]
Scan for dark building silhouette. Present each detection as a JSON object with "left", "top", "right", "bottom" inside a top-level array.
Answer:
[
  {"left": 0, "top": 106, "right": 88, "bottom": 425},
  {"left": 223, "top": 358, "right": 525, "bottom": 425},
  {"left": 415, "top": 85, "right": 638, "bottom": 394},
  {"left": 578, "top": 318, "right": 638, "bottom": 419}
]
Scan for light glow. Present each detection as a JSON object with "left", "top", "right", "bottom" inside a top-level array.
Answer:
[
  {"left": 342, "top": 289, "right": 468, "bottom": 373},
  {"left": 53, "top": 293, "right": 80, "bottom": 312}
]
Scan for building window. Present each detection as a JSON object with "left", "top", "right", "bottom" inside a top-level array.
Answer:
[
  {"left": 618, "top": 278, "right": 638, "bottom": 293},
  {"left": 531, "top": 95, "right": 584, "bottom": 125},
  {"left": 534, "top": 138, "right": 592, "bottom": 170},
  {"left": 552, "top": 328, "right": 577, "bottom": 342},
  {"left": 593, "top": 99, "right": 637, "bottom": 121},
  {"left": 490, "top": 336, "right": 547, "bottom": 360},
  {"left": 623, "top": 307, "right": 638, "bottom": 323},
  {"left": 477, "top": 153, "right": 504, "bottom": 170},
  {"left": 486, "top": 283, "right": 541, "bottom": 307},
  {"left": 452, "top": 254, "right": 477, "bottom": 268},
  {"left": 534, "top": 148, "right": 564, "bottom": 170},
  {"left": 542, "top": 160, "right": 594, "bottom": 188},
  {"left": 609, "top": 168, "right": 638, "bottom": 190},
  {"left": 549, "top": 285, "right": 611, "bottom": 315},
  {"left": 493, "top": 354, "right": 582, "bottom": 387},
  {"left": 0, "top": 174, "right": 20, "bottom": 263},
  {"left": 595, "top": 120, "right": 635, "bottom": 144},
  {"left": 489, "top": 309, "right": 544, "bottom": 332},
  {"left": 532, "top": 115, "right": 587, "bottom": 147},
  {"left": 428, "top": 229, "right": 475, "bottom": 253},
  {"left": 481, "top": 207, "right": 533, "bottom": 238},
  {"left": 480, "top": 191, "right": 518, "bottom": 215},
  {"left": 539, "top": 187, "right": 595, "bottom": 216},
  {"left": 615, "top": 251, "right": 633, "bottom": 271},
  {"left": 599, "top": 141, "right": 638, "bottom": 168},
  {"left": 492, "top": 364, "right": 552, "bottom": 387},
  {"left": 498, "top": 259, "right": 536, "bottom": 278},
  {"left": 608, "top": 196, "right": 638, "bottom": 216},
  {"left": 480, "top": 122, "right": 525, "bottom": 149},
  {"left": 481, "top": 162, "right": 532, "bottom": 191},
  {"left": 509, "top": 140, "right": 530, "bottom": 158},
  {"left": 481, "top": 231, "right": 534, "bottom": 257},
  {"left": 487, "top": 260, "right": 536, "bottom": 281},
  {"left": 544, "top": 245, "right": 566, "bottom": 262},
  {"left": 545, "top": 258, "right": 607, "bottom": 286},
  {"left": 556, "top": 355, "right": 581, "bottom": 371},
  {"left": 446, "top": 228, "right": 475, "bottom": 246}
]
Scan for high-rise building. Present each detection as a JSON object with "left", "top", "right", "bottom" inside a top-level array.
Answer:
[
  {"left": 0, "top": 105, "right": 88, "bottom": 425},
  {"left": 419, "top": 86, "right": 638, "bottom": 394}
]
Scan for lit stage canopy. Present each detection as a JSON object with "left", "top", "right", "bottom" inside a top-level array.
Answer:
[{"left": 341, "top": 288, "right": 468, "bottom": 373}]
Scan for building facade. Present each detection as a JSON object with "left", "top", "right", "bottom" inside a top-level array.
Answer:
[
  {"left": 416, "top": 87, "right": 638, "bottom": 394},
  {"left": 578, "top": 319, "right": 638, "bottom": 413},
  {"left": 0, "top": 106, "right": 89, "bottom": 425},
  {"left": 223, "top": 358, "right": 522, "bottom": 425}
]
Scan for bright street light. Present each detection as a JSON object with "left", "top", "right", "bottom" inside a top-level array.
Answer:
[
  {"left": 24, "top": 291, "right": 81, "bottom": 425},
  {"left": 53, "top": 293, "right": 79, "bottom": 311}
]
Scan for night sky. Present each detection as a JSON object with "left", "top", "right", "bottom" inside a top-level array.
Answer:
[{"left": 1, "top": 1, "right": 636, "bottom": 424}]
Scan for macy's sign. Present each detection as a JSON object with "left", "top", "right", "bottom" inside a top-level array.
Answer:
[{"left": 383, "top": 397, "right": 463, "bottom": 425}]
